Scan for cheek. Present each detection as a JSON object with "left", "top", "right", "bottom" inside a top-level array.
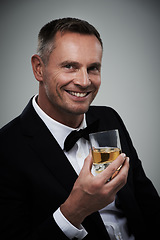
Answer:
[
  {"left": 52, "top": 71, "right": 76, "bottom": 87},
  {"left": 43, "top": 70, "right": 63, "bottom": 92},
  {"left": 92, "top": 76, "right": 101, "bottom": 90},
  {"left": 45, "top": 72, "right": 74, "bottom": 100}
]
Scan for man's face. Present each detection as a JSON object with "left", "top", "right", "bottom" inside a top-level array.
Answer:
[{"left": 40, "top": 31, "right": 102, "bottom": 122}]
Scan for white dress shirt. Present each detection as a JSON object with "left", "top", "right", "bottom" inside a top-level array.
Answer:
[{"left": 32, "top": 95, "right": 135, "bottom": 240}]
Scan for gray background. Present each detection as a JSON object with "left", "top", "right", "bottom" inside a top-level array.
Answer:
[{"left": 0, "top": 0, "right": 160, "bottom": 194}]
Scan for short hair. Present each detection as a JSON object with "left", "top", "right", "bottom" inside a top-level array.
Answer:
[{"left": 37, "top": 17, "right": 103, "bottom": 65}]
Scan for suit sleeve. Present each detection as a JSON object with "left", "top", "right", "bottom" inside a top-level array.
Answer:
[{"left": 108, "top": 107, "right": 160, "bottom": 238}]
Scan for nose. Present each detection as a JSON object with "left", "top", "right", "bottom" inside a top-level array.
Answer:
[{"left": 73, "top": 68, "right": 91, "bottom": 88}]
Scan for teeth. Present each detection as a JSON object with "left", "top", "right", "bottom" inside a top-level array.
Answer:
[{"left": 68, "top": 91, "right": 88, "bottom": 97}]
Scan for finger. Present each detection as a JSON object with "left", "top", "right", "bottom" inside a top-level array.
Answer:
[
  {"left": 108, "top": 157, "right": 130, "bottom": 192},
  {"left": 98, "top": 153, "right": 126, "bottom": 183},
  {"left": 81, "top": 150, "right": 93, "bottom": 174},
  {"left": 111, "top": 156, "right": 129, "bottom": 180}
]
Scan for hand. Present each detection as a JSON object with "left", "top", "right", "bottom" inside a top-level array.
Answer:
[{"left": 60, "top": 151, "right": 129, "bottom": 228}]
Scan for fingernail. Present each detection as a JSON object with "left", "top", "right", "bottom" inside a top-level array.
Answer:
[
  {"left": 121, "top": 153, "right": 126, "bottom": 159},
  {"left": 126, "top": 157, "right": 130, "bottom": 162}
]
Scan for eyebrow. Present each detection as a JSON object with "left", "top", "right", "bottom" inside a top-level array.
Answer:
[
  {"left": 59, "top": 61, "right": 101, "bottom": 69},
  {"left": 59, "top": 61, "right": 80, "bottom": 67}
]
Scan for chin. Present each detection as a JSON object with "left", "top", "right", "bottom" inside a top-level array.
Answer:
[
  {"left": 72, "top": 106, "right": 90, "bottom": 115},
  {"left": 64, "top": 103, "right": 89, "bottom": 115}
]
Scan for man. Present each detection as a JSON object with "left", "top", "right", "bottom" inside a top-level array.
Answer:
[{"left": 0, "top": 18, "right": 159, "bottom": 240}]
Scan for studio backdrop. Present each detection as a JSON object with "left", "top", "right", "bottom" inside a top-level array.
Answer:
[{"left": 0, "top": 0, "right": 160, "bottom": 194}]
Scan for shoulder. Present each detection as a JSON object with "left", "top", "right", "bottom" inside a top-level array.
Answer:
[
  {"left": 88, "top": 105, "right": 111, "bottom": 114},
  {"left": 87, "top": 105, "right": 129, "bottom": 139},
  {"left": 0, "top": 97, "right": 35, "bottom": 139},
  {"left": 87, "top": 105, "right": 122, "bottom": 121},
  {"left": 0, "top": 116, "right": 21, "bottom": 138}
]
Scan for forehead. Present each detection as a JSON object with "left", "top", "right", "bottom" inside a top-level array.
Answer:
[{"left": 51, "top": 31, "right": 103, "bottom": 63}]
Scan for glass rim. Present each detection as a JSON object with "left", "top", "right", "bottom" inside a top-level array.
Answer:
[{"left": 89, "top": 129, "right": 119, "bottom": 137}]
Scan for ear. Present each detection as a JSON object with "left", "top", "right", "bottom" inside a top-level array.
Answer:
[{"left": 31, "top": 54, "right": 44, "bottom": 82}]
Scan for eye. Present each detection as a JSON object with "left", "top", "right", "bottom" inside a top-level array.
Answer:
[
  {"left": 64, "top": 64, "right": 73, "bottom": 69},
  {"left": 88, "top": 65, "right": 100, "bottom": 74},
  {"left": 90, "top": 66, "right": 98, "bottom": 71}
]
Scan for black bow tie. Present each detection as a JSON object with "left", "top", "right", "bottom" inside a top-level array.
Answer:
[{"left": 64, "top": 120, "right": 99, "bottom": 152}]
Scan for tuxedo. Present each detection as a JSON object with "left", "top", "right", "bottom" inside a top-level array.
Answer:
[{"left": 0, "top": 98, "right": 159, "bottom": 240}]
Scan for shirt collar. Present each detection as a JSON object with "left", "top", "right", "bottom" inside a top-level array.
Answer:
[{"left": 32, "top": 95, "right": 87, "bottom": 149}]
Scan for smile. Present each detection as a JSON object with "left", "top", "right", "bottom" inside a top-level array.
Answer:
[{"left": 66, "top": 91, "right": 89, "bottom": 98}]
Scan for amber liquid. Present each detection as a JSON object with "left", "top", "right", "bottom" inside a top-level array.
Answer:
[{"left": 92, "top": 147, "right": 121, "bottom": 174}]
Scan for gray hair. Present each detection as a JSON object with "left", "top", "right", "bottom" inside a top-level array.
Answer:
[{"left": 37, "top": 17, "right": 103, "bottom": 65}]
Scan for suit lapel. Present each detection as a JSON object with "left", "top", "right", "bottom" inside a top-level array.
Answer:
[
  {"left": 21, "top": 99, "right": 78, "bottom": 194},
  {"left": 86, "top": 107, "right": 112, "bottom": 133},
  {"left": 31, "top": 131, "right": 78, "bottom": 194}
]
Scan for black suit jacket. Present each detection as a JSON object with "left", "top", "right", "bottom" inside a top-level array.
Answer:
[{"left": 0, "top": 99, "right": 159, "bottom": 240}]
